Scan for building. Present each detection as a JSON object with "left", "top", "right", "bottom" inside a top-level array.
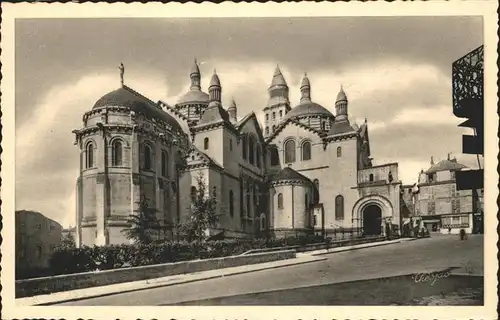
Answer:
[
  {"left": 72, "top": 61, "right": 402, "bottom": 246},
  {"left": 15, "top": 210, "right": 62, "bottom": 270},
  {"left": 414, "top": 155, "right": 475, "bottom": 234},
  {"left": 61, "top": 226, "right": 77, "bottom": 241}
]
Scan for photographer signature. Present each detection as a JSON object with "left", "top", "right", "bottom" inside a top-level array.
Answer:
[{"left": 412, "top": 267, "right": 460, "bottom": 286}]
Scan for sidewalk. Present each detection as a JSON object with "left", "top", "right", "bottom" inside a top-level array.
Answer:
[
  {"left": 17, "top": 237, "right": 410, "bottom": 306},
  {"left": 297, "top": 237, "right": 414, "bottom": 257},
  {"left": 17, "top": 254, "right": 326, "bottom": 306}
]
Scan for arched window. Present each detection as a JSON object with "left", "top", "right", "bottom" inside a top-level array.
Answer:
[
  {"left": 161, "top": 150, "right": 168, "bottom": 177},
  {"left": 279, "top": 110, "right": 283, "bottom": 118},
  {"left": 111, "top": 140, "right": 122, "bottom": 166},
  {"left": 272, "top": 112, "right": 276, "bottom": 120},
  {"left": 369, "top": 173, "right": 374, "bottom": 182},
  {"left": 272, "top": 125, "right": 276, "bottom": 132},
  {"left": 277, "top": 193, "right": 284, "bottom": 209},
  {"left": 229, "top": 190, "right": 234, "bottom": 217},
  {"left": 265, "top": 127, "right": 269, "bottom": 135},
  {"left": 335, "top": 195, "right": 344, "bottom": 220},
  {"left": 266, "top": 113, "right": 269, "bottom": 121},
  {"left": 302, "top": 141, "right": 311, "bottom": 161},
  {"left": 284, "top": 139, "right": 296, "bottom": 163},
  {"left": 242, "top": 135, "right": 248, "bottom": 160},
  {"left": 337, "top": 146, "right": 342, "bottom": 157},
  {"left": 256, "top": 146, "right": 261, "bottom": 168},
  {"left": 85, "top": 142, "right": 94, "bottom": 169},
  {"left": 249, "top": 136, "right": 255, "bottom": 165},
  {"left": 204, "top": 137, "right": 209, "bottom": 150},
  {"left": 190, "top": 186, "right": 197, "bottom": 202},
  {"left": 144, "top": 144, "right": 152, "bottom": 170}
]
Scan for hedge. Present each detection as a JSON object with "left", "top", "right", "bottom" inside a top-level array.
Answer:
[{"left": 39, "top": 235, "right": 325, "bottom": 278}]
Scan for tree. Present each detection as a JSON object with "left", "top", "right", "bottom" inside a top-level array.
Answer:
[
  {"left": 122, "top": 197, "right": 160, "bottom": 245},
  {"left": 177, "top": 172, "right": 219, "bottom": 242},
  {"left": 59, "top": 231, "right": 76, "bottom": 249}
]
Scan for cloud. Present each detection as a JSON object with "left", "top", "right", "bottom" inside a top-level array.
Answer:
[
  {"left": 15, "top": 71, "right": 174, "bottom": 226},
  {"left": 15, "top": 60, "right": 473, "bottom": 226}
]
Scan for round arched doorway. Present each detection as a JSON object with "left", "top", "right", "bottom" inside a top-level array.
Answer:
[{"left": 363, "top": 204, "right": 382, "bottom": 236}]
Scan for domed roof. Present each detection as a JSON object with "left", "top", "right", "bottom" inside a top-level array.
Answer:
[
  {"left": 93, "top": 86, "right": 182, "bottom": 132},
  {"left": 177, "top": 89, "right": 209, "bottom": 105},
  {"left": 283, "top": 102, "right": 334, "bottom": 121},
  {"left": 426, "top": 159, "right": 467, "bottom": 174}
]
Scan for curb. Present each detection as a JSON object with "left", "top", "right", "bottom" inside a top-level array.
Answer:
[
  {"left": 309, "top": 239, "right": 403, "bottom": 256},
  {"left": 22, "top": 256, "right": 326, "bottom": 306}
]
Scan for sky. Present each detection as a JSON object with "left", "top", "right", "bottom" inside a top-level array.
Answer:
[{"left": 15, "top": 17, "right": 483, "bottom": 227}]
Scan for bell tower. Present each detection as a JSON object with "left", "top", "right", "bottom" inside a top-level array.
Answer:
[{"left": 263, "top": 65, "right": 291, "bottom": 138}]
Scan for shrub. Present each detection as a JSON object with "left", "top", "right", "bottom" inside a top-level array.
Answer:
[{"left": 44, "top": 235, "right": 337, "bottom": 278}]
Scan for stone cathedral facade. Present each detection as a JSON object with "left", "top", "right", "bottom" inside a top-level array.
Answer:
[{"left": 72, "top": 61, "right": 402, "bottom": 246}]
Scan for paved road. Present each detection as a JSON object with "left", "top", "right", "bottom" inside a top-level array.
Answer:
[{"left": 58, "top": 234, "right": 483, "bottom": 306}]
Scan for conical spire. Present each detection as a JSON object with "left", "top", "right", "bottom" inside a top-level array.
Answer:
[
  {"left": 270, "top": 65, "right": 288, "bottom": 88},
  {"left": 228, "top": 97, "right": 237, "bottom": 123},
  {"left": 335, "top": 85, "right": 348, "bottom": 121},
  {"left": 209, "top": 70, "right": 221, "bottom": 103},
  {"left": 228, "top": 97, "right": 237, "bottom": 110},
  {"left": 336, "top": 84, "right": 348, "bottom": 102},
  {"left": 190, "top": 58, "right": 201, "bottom": 90},
  {"left": 300, "top": 72, "right": 311, "bottom": 103}
]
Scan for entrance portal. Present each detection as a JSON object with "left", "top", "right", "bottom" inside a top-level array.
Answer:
[{"left": 363, "top": 204, "right": 382, "bottom": 235}]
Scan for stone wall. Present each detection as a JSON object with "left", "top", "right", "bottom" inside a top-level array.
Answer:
[{"left": 16, "top": 250, "right": 296, "bottom": 298}]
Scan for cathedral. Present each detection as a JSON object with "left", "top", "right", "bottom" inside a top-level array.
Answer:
[{"left": 72, "top": 60, "right": 402, "bottom": 246}]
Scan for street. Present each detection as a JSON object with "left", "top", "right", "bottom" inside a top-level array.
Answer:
[{"left": 57, "top": 234, "right": 483, "bottom": 306}]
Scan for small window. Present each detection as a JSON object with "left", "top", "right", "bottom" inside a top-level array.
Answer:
[
  {"left": 313, "top": 215, "right": 318, "bottom": 226},
  {"left": 336, "top": 146, "right": 342, "bottom": 157},
  {"left": 302, "top": 141, "right": 311, "bottom": 161},
  {"left": 36, "top": 224, "right": 42, "bottom": 230},
  {"left": 260, "top": 214, "right": 266, "bottom": 231},
  {"left": 279, "top": 110, "right": 283, "bottom": 118},
  {"left": 321, "top": 121, "right": 326, "bottom": 131},
  {"left": 265, "top": 127, "right": 269, "bottom": 135},
  {"left": 369, "top": 174, "right": 374, "bottom": 182},
  {"left": 277, "top": 193, "right": 284, "bottom": 209},
  {"left": 272, "top": 125, "right": 276, "bottom": 133},
  {"left": 111, "top": 140, "right": 123, "bottom": 166},
  {"left": 272, "top": 112, "right": 276, "bottom": 120},
  {"left": 229, "top": 139, "right": 233, "bottom": 151},
  {"left": 266, "top": 113, "right": 269, "bottom": 121},
  {"left": 85, "top": 142, "right": 94, "bottom": 168},
  {"left": 144, "top": 145, "right": 153, "bottom": 170},
  {"left": 249, "top": 136, "right": 255, "bottom": 165},
  {"left": 204, "top": 137, "right": 209, "bottom": 150}
]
